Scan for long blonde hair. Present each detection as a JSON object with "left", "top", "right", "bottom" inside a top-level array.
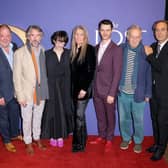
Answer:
[{"left": 70, "top": 25, "right": 89, "bottom": 63}]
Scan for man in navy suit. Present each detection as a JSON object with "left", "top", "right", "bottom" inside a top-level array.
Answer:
[
  {"left": 146, "top": 20, "right": 168, "bottom": 161},
  {"left": 0, "top": 24, "right": 21, "bottom": 152},
  {"left": 91, "top": 19, "right": 122, "bottom": 152}
]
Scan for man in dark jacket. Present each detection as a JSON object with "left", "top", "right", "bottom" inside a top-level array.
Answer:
[
  {"left": 0, "top": 24, "right": 21, "bottom": 152},
  {"left": 146, "top": 20, "right": 168, "bottom": 161}
]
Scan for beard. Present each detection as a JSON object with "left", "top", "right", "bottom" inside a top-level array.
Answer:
[{"left": 30, "top": 40, "right": 40, "bottom": 48}]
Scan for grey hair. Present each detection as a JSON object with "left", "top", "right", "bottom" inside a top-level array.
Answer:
[
  {"left": 26, "top": 25, "right": 44, "bottom": 38},
  {"left": 126, "top": 24, "right": 142, "bottom": 37}
]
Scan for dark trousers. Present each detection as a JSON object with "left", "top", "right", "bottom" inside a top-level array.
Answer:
[
  {"left": 0, "top": 98, "right": 20, "bottom": 143},
  {"left": 72, "top": 99, "right": 89, "bottom": 149},
  {"left": 150, "top": 86, "right": 168, "bottom": 152},
  {"left": 149, "top": 93, "right": 159, "bottom": 146},
  {"left": 93, "top": 91, "right": 116, "bottom": 140}
]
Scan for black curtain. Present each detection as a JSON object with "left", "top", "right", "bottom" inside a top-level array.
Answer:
[{"left": 165, "top": 0, "right": 168, "bottom": 20}]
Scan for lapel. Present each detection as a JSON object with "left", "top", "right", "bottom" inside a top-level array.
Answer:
[
  {"left": 97, "top": 41, "right": 113, "bottom": 67},
  {"left": 0, "top": 48, "right": 12, "bottom": 71},
  {"left": 25, "top": 44, "right": 39, "bottom": 68},
  {"left": 95, "top": 44, "right": 99, "bottom": 66},
  {"left": 158, "top": 41, "right": 168, "bottom": 58}
]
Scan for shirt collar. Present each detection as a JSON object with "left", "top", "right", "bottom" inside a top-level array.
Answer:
[
  {"left": 0, "top": 42, "right": 13, "bottom": 50},
  {"left": 158, "top": 38, "right": 168, "bottom": 50},
  {"left": 100, "top": 39, "right": 111, "bottom": 48}
]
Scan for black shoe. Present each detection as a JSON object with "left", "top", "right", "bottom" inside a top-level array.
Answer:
[
  {"left": 72, "top": 145, "right": 85, "bottom": 153},
  {"left": 150, "top": 149, "right": 164, "bottom": 161},
  {"left": 146, "top": 145, "right": 158, "bottom": 153}
]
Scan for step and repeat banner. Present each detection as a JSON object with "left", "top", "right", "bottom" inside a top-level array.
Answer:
[{"left": 0, "top": 0, "right": 165, "bottom": 135}]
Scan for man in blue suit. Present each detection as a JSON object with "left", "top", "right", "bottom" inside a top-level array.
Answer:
[{"left": 0, "top": 24, "right": 21, "bottom": 152}]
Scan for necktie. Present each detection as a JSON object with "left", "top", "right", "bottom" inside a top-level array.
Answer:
[{"left": 156, "top": 44, "right": 161, "bottom": 58}]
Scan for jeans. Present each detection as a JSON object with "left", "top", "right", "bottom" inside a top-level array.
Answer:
[{"left": 118, "top": 92, "right": 145, "bottom": 144}]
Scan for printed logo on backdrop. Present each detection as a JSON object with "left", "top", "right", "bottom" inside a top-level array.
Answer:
[
  {"left": 0, "top": 24, "right": 26, "bottom": 44},
  {"left": 95, "top": 22, "right": 147, "bottom": 45},
  {"left": 1, "top": 24, "right": 147, "bottom": 46}
]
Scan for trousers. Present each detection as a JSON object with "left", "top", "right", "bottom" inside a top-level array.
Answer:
[{"left": 21, "top": 100, "right": 45, "bottom": 144}]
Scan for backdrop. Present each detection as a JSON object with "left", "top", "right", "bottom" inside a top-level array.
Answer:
[{"left": 0, "top": 0, "right": 165, "bottom": 135}]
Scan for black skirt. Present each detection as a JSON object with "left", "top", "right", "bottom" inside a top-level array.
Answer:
[{"left": 41, "top": 77, "right": 73, "bottom": 139}]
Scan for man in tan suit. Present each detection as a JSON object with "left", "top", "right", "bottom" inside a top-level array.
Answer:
[{"left": 13, "top": 25, "right": 49, "bottom": 155}]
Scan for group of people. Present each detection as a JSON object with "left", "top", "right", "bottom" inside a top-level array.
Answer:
[{"left": 0, "top": 19, "right": 168, "bottom": 162}]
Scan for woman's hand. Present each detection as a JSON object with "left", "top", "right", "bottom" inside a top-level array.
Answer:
[{"left": 78, "top": 90, "right": 87, "bottom": 99}]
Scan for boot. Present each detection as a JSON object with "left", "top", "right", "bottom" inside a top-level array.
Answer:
[{"left": 72, "top": 128, "right": 84, "bottom": 152}]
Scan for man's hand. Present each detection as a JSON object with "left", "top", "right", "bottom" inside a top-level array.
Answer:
[
  {"left": 144, "top": 46, "right": 153, "bottom": 56},
  {"left": 107, "top": 96, "right": 115, "bottom": 104},
  {"left": 0, "top": 97, "right": 5, "bottom": 106},
  {"left": 19, "top": 101, "right": 27, "bottom": 107},
  {"left": 145, "top": 97, "right": 150, "bottom": 102}
]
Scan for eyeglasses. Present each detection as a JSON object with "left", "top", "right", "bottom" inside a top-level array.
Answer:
[{"left": 57, "top": 39, "right": 65, "bottom": 43}]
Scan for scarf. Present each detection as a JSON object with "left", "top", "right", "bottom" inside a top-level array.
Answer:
[{"left": 119, "top": 41, "right": 144, "bottom": 92}]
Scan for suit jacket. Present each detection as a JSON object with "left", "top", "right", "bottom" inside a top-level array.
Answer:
[
  {"left": 94, "top": 41, "right": 122, "bottom": 98},
  {"left": 0, "top": 43, "right": 17, "bottom": 103},
  {"left": 147, "top": 41, "right": 168, "bottom": 99},
  {"left": 119, "top": 43, "right": 152, "bottom": 102},
  {"left": 13, "top": 45, "right": 49, "bottom": 102},
  {"left": 71, "top": 44, "right": 96, "bottom": 100}
]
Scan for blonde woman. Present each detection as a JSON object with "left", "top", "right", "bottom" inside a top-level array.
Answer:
[{"left": 71, "top": 25, "right": 96, "bottom": 152}]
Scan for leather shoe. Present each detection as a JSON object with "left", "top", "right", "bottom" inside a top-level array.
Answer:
[
  {"left": 26, "top": 143, "right": 34, "bottom": 155},
  {"left": 5, "top": 143, "right": 16, "bottom": 153},
  {"left": 104, "top": 140, "right": 112, "bottom": 152},
  {"left": 34, "top": 140, "right": 46, "bottom": 150},
  {"left": 164, "top": 145, "right": 168, "bottom": 161},
  {"left": 146, "top": 144, "right": 157, "bottom": 153},
  {"left": 150, "top": 149, "right": 164, "bottom": 161},
  {"left": 11, "top": 135, "right": 23, "bottom": 141},
  {"left": 89, "top": 137, "right": 105, "bottom": 144}
]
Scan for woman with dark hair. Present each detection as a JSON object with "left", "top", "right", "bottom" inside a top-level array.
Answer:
[
  {"left": 71, "top": 25, "right": 96, "bottom": 152},
  {"left": 41, "top": 31, "right": 73, "bottom": 148}
]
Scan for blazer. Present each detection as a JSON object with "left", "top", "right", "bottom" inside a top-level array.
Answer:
[
  {"left": 119, "top": 43, "right": 152, "bottom": 102},
  {"left": 71, "top": 44, "right": 96, "bottom": 100},
  {"left": 147, "top": 41, "right": 168, "bottom": 99},
  {"left": 13, "top": 45, "right": 49, "bottom": 102},
  {"left": 94, "top": 41, "right": 122, "bottom": 98},
  {"left": 0, "top": 43, "right": 17, "bottom": 103}
]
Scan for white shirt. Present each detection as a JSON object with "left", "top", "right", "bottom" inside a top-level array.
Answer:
[
  {"left": 159, "top": 38, "right": 168, "bottom": 50},
  {"left": 1, "top": 43, "right": 14, "bottom": 70},
  {"left": 98, "top": 39, "right": 111, "bottom": 64}
]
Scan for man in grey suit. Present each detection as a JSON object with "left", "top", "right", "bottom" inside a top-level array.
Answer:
[
  {"left": 13, "top": 25, "right": 49, "bottom": 155},
  {"left": 91, "top": 19, "right": 122, "bottom": 152},
  {"left": 0, "top": 24, "right": 21, "bottom": 153}
]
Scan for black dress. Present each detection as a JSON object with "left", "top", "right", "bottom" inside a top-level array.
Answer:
[{"left": 41, "top": 48, "right": 73, "bottom": 139}]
